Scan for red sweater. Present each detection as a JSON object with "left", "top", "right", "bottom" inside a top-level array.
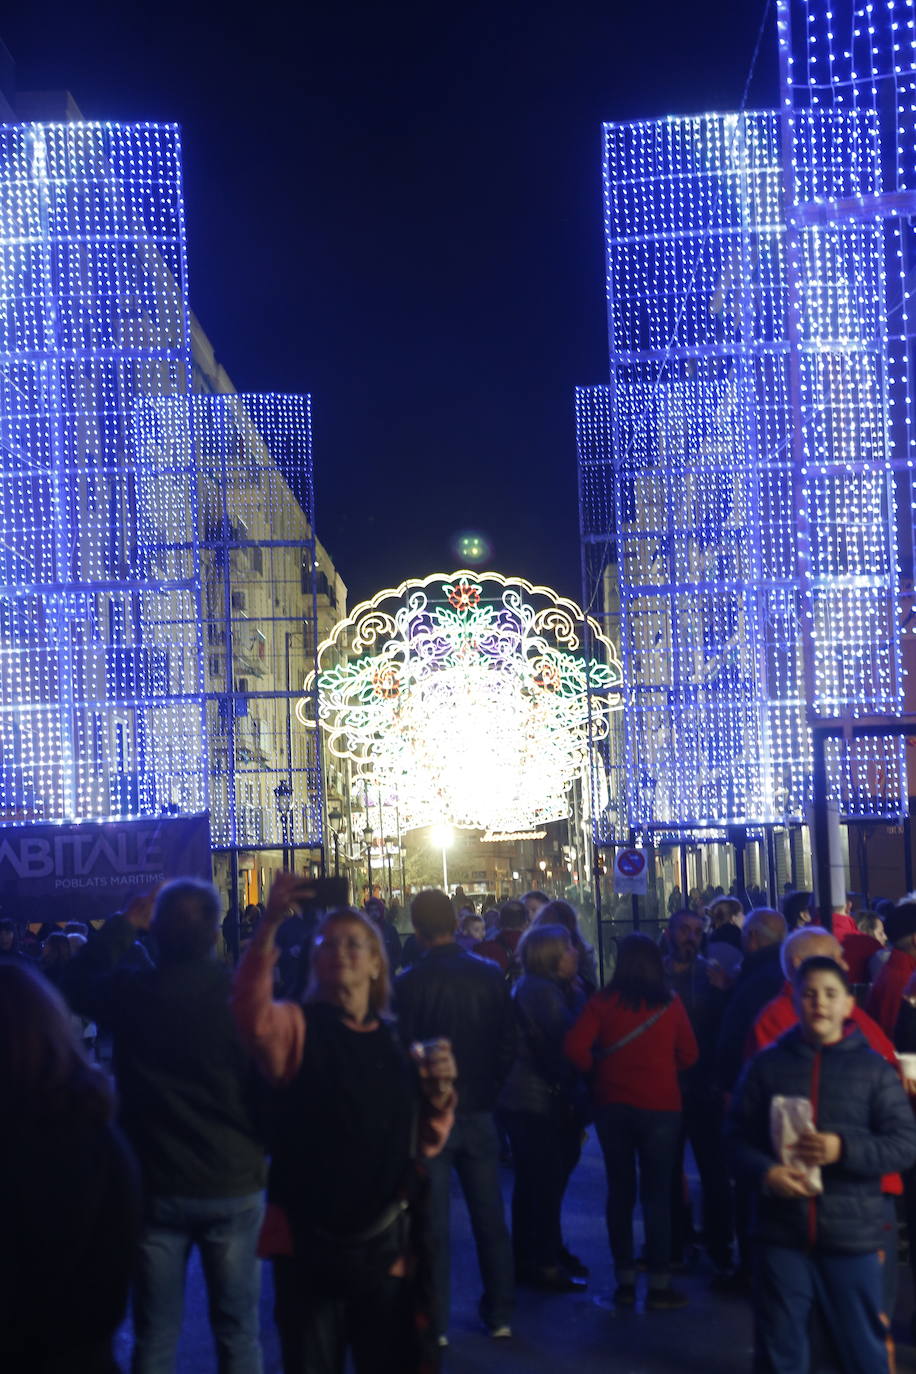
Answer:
[
  {"left": 865, "top": 947, "right": 916, "bottom": 1038},
  {"left": 564, "top": 991, "right": 698, "bottom": 1112},
  {"left": 841, "top": 932, "right": 882, "bottom": 985},
  {"left": 748, "top": 982, "right": 902, "bottom": 1195}
]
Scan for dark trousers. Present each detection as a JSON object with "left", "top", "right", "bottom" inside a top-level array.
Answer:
[
  {"left": 425, "top": 1110, "right": 514, "bottom": 1336},
  {"left": 672, "top": 1092, "right": 734, "bottom": 1266},
  {"left": 501, "top": 1108, "right": 581, "bottom": 1274},
  {"left": 753, "top": 1244, "right": 888, "bottom": 1374},
  {"left": 273, "top": 1258, "right": 418, "bottom": 1374},
  {"left": 594, "top": 1103, "right": 681, "bottom": 1280}
]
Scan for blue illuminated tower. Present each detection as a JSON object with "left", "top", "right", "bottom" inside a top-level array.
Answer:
[
  {"left": 0, "top": 122, "right": 206, "bottom": 823},
  {"left": 582, "top": 104, "right": 904, "bottom": 858}
]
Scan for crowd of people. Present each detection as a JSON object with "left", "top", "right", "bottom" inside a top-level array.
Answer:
[{"left": 5, "top": 880, "right": 916, "bottom": 1373}]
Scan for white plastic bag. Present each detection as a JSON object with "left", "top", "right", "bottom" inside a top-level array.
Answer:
[{"left": 770, "top": 1095, "right": 823, "bottom": 1194}]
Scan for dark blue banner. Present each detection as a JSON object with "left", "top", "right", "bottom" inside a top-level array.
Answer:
[{"left": 0, "top": 814, "right": 212, "bottom": 923}]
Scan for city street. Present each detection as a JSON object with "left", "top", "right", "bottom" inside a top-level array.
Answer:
[{"left": 114, "top": 1132, "right": 916, "bottom": 1373}]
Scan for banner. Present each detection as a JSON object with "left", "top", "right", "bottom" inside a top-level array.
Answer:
[{"left": 0, "top": 814, "right": 212, "bottom": 924}]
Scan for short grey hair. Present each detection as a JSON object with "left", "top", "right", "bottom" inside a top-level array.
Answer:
[
  {"left": 779, "top": 925, "right": 838, "bottom": 980},
  {"left": 744, "top": 908, "right": 786, "bottom": 949}
]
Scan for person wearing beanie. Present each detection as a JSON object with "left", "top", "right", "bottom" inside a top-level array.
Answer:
[{"left": 865, "top": 902, "right": 916, "bottom": 1038}]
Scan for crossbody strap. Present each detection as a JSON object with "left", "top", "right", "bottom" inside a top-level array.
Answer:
[{"left": 593, "top": 1003, "right": 668, "bottom": 1062}]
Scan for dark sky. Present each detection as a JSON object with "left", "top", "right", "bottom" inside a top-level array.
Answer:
[{"left": 4, "top": 0, "right": 777, "bottom": 607}]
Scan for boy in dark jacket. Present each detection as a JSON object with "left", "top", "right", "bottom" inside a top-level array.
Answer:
[{"left": 726, "top": 956, "right": 916, "bottom": 1374}]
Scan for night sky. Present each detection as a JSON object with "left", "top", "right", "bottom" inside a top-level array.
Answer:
[{"left": 3, "top": 1, "right": 777, "bottom": 606}]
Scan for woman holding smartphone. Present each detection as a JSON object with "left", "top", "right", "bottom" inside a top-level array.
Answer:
[{"left": 232, "top": 872, "right": 456, "bottom": 1374}]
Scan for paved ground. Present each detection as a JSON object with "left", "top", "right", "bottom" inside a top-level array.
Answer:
[{"left": 115, "top": 1131, "right": 916, "bottom": 1372}]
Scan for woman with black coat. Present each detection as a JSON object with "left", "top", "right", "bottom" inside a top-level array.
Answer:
[{"left": 499, "top": 923, "right": 588, "bottom": 1290}]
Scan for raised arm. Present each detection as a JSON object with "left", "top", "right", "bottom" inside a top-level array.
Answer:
[{"left": 231, "top": 873, "right": 307, "bottom": 1084}]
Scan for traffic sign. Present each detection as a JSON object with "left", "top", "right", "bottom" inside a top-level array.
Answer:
[{"left": 613, "top": 847, "right": 648, "bottom": 894}]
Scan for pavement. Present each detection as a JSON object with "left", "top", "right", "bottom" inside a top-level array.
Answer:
[{"left": 115, "top": 1131, "right": 916, "bottom": 1372}]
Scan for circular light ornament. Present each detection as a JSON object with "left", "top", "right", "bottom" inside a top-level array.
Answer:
[{"left": 303, "top": 571, "right": 622, "bottom": 834}]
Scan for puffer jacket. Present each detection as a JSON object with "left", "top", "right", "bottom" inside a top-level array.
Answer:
[{"left": 725, "top": 1024, "right": 916, "bottom": 1254}]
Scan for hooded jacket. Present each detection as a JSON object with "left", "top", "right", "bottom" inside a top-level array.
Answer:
[{"left": 725, "top": 1024, "right": 916, "bottom": 1254}]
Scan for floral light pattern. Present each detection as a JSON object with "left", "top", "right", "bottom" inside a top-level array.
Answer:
[{"left": 303, "top": 571, "right": 623, "bottom": 833}]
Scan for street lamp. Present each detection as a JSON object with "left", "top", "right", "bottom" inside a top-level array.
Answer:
[
  {"left": 327, "top": 809, "right": 342, "bottom": 876},
  {"left": 363, "top": 822, "right": 374, "bottom": 899},
  {"left": 274, "top": 778, "right": 294, "bottom": 871},
  {"left": 430, "top": 823, "right": 454, "bottom": 894}
]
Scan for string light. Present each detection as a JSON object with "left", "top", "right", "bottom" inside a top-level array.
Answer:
[
  {"left": 590, "top": 104, "right": 905, "bottom": 830},
  {"left": 189, "top": 393, "right": 321, "bottom": 850},
  {"left": 302, "top": 571, "right": 622, "bottom": 834},
  {"left": 0, "top": 122, "right": 206, "bottom": 824}
]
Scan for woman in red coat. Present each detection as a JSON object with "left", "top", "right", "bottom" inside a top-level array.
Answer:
[{"left": 565, "top": 933, "right": 697, "bottom": 1309}]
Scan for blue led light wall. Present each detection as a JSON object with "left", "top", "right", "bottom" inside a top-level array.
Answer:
[
  {"left": 595, "top": 108, "right": 902, "bottom": 831},
  {"left": 0, "top": 123, "right": 206, "bottom": 824},
  {"left": 191, "top": 392, "right": 323, "bottom": 851}
]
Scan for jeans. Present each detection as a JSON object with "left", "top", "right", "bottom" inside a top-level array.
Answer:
[
  {"left": 753, "top": 1244, "right": 888, "bottom": 1374},
  {"left": 131, "top": 1191, "right": 265, "bottom": 1374},
  {"left": 501, "top": 1109, "right": 581, "bottom": 1274},
  {"left": 594, "top": 1104, "right": 681, "bottom": 1282},
  {"left": 273, "top": 1259, "right": 415, "bottom": 1374},
  {"left": 425, "top": 1110, "right": 515, "bottom": 1336}
]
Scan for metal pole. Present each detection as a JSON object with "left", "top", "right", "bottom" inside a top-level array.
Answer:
[
  {"left": 441, "top": 846, "right": 449, "bottom": 894},
  {"left": 765, "top": 825, "right": 778, "bottom": 908},
  {"left": 594, "top": 843, "right": 605, "bottom": 987},
  {"left": 811, "top": 725, "right": 835, "bottom": 929}
]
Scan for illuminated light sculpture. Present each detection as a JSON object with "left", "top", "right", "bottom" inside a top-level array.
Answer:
[
  {"left": 190, "top": 393, "right": 323, "bottom": 851},
  {"left": 0, "top": 123, "right": 206, "bottom": 824},
  {"left": 585, "top": 106, "right": 905, "bottom": 833},
  {"left": 303, "top": 572, "right": 622, "bottom": 834},
  {"left": 777, "top": 0, "right": 916, "bottom": 820}
]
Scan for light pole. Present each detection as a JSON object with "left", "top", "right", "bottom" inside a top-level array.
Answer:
[
  {"left": 363, "top": 822, "right": 374, "bottom": 900},
  {"left": 430, "top": 823, "right": 454, "bottom": 894},
  {"left": 274, "top": 778, "right": 294, "bottom": 871}
]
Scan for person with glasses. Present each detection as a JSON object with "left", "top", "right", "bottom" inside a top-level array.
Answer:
[{"left": 232, "top": 873, "right": 457, "bottom": 1374}]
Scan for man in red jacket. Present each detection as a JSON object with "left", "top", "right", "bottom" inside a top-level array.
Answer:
[
  {"left": 866, "top": 902, "right": 916, "bottom": 1038},
  {"left": 748, "top": 925, "right": 902, "bottom": 1341}
]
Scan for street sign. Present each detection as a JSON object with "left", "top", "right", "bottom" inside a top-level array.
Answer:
[{"left": 613, "top": 847, "right": 648, "bottom": 895}]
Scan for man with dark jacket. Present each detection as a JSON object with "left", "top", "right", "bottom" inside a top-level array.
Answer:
[
  {"left": 715, "top": 907, "right": 787, "bottom": 1095},
  {"left": 726, "top": 955, "right": 916, "bottom": 1373},
  {"left": 395, "top": 888, "right": 516, "bottom": 1344},
  {"left": 67, "top": 880, "right": 266, "bottom": 1374}
]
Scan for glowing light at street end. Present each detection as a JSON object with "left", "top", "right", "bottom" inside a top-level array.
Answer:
[
  {"left": 430, "top": 823, "right": 455, "bottom": 849},
  {"left": 303, "top": 571, "right": 622, "bottom": 833},
  {"left": 453, "top": 531, "right": 490, "bottom": 565}
]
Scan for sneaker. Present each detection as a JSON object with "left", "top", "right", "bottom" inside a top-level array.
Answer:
[
  {"left": 488, "top": 1324, "right": 513, "bottom": 1339},
  {"left": 646, "top": 1286, "right": 688, "bottom": 1311},
  {"left": 613, "top": 1283, "right": 637, "bottom": 1307}
]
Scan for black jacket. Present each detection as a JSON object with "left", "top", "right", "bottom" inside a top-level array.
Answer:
[
  {"left": 725, "top": 1024, "right": 916, "bottom": 1254},
  {"left": 715, "top": 943, "right": 786, "bottom": 1093},
  {"left": 66, "top": 915, "right": 266, "bottom": 1199},
  {"left": 0, "top": 1114, "right": 139, "bottom": 1365},
  {"left": 499, "top": 973, "right": 585, "bottom": 1116},
  {"left": 395, "top": 942, "right": 516, "bottom": 1114}
]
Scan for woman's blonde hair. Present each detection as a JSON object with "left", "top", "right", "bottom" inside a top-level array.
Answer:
[
  {"left": 304, "top": 907, "right": 392, "bottom": 1017},
  {"left": 518, "top": 923, "right": 571, "bottom": 980}
]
